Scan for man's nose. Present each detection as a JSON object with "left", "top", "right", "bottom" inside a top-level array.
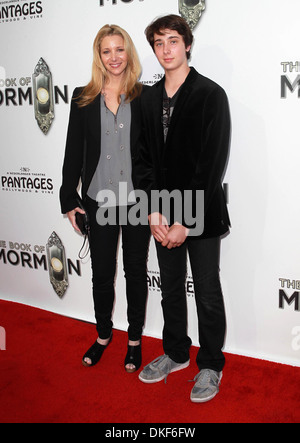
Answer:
[{"left": 163, "top": 44, "right": 171, "bottom": 54}]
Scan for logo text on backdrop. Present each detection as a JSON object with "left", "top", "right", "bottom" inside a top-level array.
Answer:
[
  {"left": 99, "top": 0, "right": 142, "bottom": 6},
  {"left": 279, "top": 278, "right": 300, "bottom": 312},
  {"left": 0, "top": 236, "right": 82, "bottom": 298},
  {"left": 0, "top": 0, "right": 43, "bottom": 24},
  {"left": 281, "top": 62, "right": 300, "bottom": 98}
]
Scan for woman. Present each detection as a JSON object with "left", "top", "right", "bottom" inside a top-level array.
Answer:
[{"left": 60, "top": 25, "right": 150, "bottom": 373}]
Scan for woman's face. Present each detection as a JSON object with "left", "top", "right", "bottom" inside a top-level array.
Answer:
[{"left": 100, "top": 34, "right": 128, "bottom": 79}]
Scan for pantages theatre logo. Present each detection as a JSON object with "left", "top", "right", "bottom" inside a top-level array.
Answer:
[
  {"left": 1, "top": 166, "right": 54, "bottom": 195},
  {"left": 0, "top": 57, "right": 69, "bottom": 134},
  {"left": 0, "top": 0, "right": 43, "bottom": 24}
]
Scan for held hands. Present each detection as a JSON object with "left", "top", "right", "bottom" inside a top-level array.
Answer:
[
  {"left": 148, "top": 213, "right": 189, "bottom": 249},
  {"left": 67, "top": 207, "right": 86, "bottom": 233},
  {"left": 148, "top": 212, "right": 170, "bottom": 243},
  {"left": 161, "top": 222, "right": 189, "bottom": 249}
]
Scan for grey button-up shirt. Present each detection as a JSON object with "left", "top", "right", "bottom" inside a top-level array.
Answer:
[{"left": 87, "top": 94, "right": 135, "bottom": 206}]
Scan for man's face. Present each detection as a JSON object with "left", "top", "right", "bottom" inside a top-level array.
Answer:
[{"left": 153, "top": 29, "right": 190, "bottom": 72}]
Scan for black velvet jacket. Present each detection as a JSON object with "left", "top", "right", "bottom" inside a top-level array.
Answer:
[
  {"left": 136, "top": 67, "right": 231, "bottom": 239},
  {"left": 60, "top": 86, "right": 148, "bottom": 214}
]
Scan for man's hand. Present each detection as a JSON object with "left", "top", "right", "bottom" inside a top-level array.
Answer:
[
  {"left": 148, "top": 212, "right": 170, "bottom": 243},
  {"left": 161, "top": 222, "right": 189, "bottom": 249}
]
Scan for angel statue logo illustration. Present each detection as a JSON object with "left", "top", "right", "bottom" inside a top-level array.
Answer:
[{"left": 179, "top": 0, "right": 206, "bottom": 30}]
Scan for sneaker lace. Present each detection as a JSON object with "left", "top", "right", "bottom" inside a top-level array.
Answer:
[
  {"left": 190, "top": 369, "right": 220, "bottom": 387},
  {"left": 148, "top": 355, "right": 171, "bottom": 384}
]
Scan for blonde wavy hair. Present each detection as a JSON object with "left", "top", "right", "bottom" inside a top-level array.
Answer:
[{"left": 78, "top": 25, "right": 142, "bottom": 107}]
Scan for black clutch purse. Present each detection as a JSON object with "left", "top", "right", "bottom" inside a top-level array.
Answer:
[{"left": 75, "top": 198, "right": 90, "bottom": 236}]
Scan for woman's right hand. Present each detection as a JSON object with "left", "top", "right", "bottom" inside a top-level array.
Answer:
[
  {"left": 67, "top": 207, "right": 86, "bottom": 233},
  {"left": 148, "top": 212, "right": 170, "bottom": 243}
]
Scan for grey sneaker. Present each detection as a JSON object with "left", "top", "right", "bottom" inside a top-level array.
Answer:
[
  {"left": 139, "top": 354, "right": 190, "bottom": 384},
  {"left": 190, "top": 369, "right": 222, "bottom": 403}
]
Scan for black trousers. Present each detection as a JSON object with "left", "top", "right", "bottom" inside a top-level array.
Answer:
[
  {"left": 85, "top": 197, "right": 150, "bottom": 342},
  {"left": 155, "top": 236, "right": 226, "bottom": 372}
]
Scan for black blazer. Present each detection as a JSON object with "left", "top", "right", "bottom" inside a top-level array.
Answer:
[
  {"left": 60, "top": 86, "right": 148, "bottom": 214},
  {"left": 136, "top": 67, "right": 231, "bottom": 239}
]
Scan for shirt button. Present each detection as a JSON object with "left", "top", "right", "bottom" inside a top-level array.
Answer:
[
  {"left": 119, "top": 123, "right": 124, "bottom": 129},
  {"left": 120, "top": 170, "right": 124, "bottom": 176},
  {"left": 107, "top": 155, "right": 111, "bottom": 160},
  {"left": 120, "top": 146, "right": 124, "bottom": 151},
  {"left": 109, "top": 179, "right": 113, "bottom": 184}
]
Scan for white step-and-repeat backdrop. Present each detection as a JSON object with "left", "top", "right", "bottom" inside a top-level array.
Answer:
[{"left": 1, "top": 0, "right": 300, "bottom": 367}]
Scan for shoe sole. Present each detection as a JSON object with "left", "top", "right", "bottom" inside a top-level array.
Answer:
[
  {"left": 139, "top": 360, "right": 190, "bottom": 384},
  {"left": 125, "top": 367, "right": 138, "bottom": 374},
  {"left": 82, "top": 360, "right": 93, "bottom": 368},
  {"left": 190, "top": 373, "right": 222, "bottom": 403},
  {"left": 190, "top": 389, "right": 219, "bottom": 403}
]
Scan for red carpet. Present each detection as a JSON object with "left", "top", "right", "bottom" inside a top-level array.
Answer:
[{"left": 0, "top": 300, "right": 299, "bottom": 424}]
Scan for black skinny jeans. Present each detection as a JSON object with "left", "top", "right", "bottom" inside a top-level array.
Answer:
[
  {"left": 155, "top": 236, "right": 226, "bottom": 372},
  {"left": 85, "top": 196, "right": 150, "bottom": 342}
]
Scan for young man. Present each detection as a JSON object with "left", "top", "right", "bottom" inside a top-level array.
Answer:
[{"left": 137, "top": 15, "right": 231, "bottom": 403}]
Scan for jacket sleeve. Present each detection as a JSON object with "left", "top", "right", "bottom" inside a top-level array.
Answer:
[
  {"left": 59, "top": 88, "right": 85, "bottom": 214},
  {"left": 188, "top": 86, "right": 231, "bottom": 215}
]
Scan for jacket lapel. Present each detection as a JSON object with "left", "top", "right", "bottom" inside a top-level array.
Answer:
[
  {"left": 151, "top": 80, "right": 165, "bottom": 159},
  {"left": 130, "top": 97, "right": 140, "bottom": 157},
  {"left": 165, "top": 68, "right": 197, "bottom": 146},
  {"left": 86, "top": 94, "right": 101, "bottom": 148}
]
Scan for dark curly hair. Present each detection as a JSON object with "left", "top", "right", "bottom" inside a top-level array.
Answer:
[{"left": 145, "top": 15, "right": 194, "bottom": 60}]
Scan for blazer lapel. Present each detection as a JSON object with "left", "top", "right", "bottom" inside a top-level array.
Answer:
[
  {"left": 152, "top": 80, "right": 165, "bottom": 159},
  {"left": 86, "top": 94, "right": 101, "bottom": 148},
  {"left": 165, "top": 68, "right": 197, "bottom": 145},
  {"left": 130, "top": 97, "right": 140, "bottom": 157}
]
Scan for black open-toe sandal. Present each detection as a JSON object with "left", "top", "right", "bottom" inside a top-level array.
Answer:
[
  {"left": 124, "top": 343, "right": 142, "bottom": 373},
  {"left": 82, "top": 335, "right": 112, "bottom": 368}
]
